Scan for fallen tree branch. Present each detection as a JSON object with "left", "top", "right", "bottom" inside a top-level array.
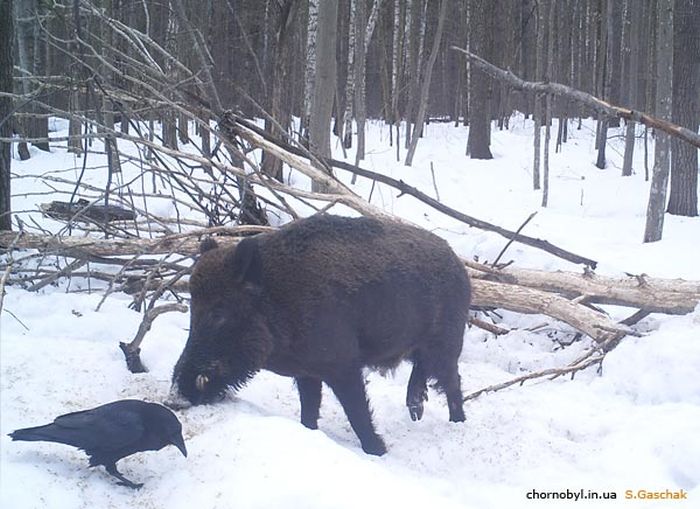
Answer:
[
  {"left": 450, "top": 46, "right": 700, "bottom": 149},
  {"left": 3, "top": 230, "right": 698, "bottom": 346},
  {"left": 468, "top": 316, "right": 510, "bottom": 336},
  {"left": 463, "top": 352, "right": 604, "bottom": 402},
  {"left": 0, "top": 225, "right": 271, "bottom": 257},
  {"left": 120, "top": 302, "right": 188, "bottom": 373},
  {"left": 230, "top": 114, "right": 599, "bottom": 268}
]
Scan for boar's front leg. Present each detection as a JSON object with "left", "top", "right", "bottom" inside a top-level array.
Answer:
[
  {"left": 326, "top": 368, "right": 387, "bottom": 456},
  {"left": 296, "top": 377, "right": 322, "bottom": 429}
]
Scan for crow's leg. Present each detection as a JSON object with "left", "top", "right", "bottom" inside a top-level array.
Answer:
[{"left": 105, "top": 463, "right": 143, "bottom": 490}]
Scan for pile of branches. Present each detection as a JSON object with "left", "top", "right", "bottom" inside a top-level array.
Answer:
[{"left": 2, "top": 4, "right": 699, "bottom": 399}]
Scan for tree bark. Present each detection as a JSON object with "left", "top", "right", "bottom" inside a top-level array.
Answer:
[
  {"left": 405, "top": 0, "right": 447, "bottom": 166},
  {"left": 667, "top": 0, "right": 699, "bottom": 217},
  {"left": 0, "top": 0, "right": 13, "bottom": 230},
  {"left": 466, "top": 0, "right": 493, "bottom": 161},
  {"left": 594, "top": 0, "right": 612, "bottom": 170},
  {"left": 309, "top": 0, "right": 338, "bottom": 193},
  {"left": 342, "top": 0, "right": 356, "bottom": 149},
  {"left": 532, "top": 0, "right": 545, "bottom": 186},
  {"left": 643, "top": 0, "right": 673, "bottom": 243},
  {"left": 353, "top": 0, "right": 368, "bottom": 163},
  {"left": 621, "top": 0, "right": 640, "bottom": 177},
  {"left": 302, "top": 0, "right": 319, "bottom": 140}
]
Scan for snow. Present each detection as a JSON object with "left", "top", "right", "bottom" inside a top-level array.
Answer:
[{"left": 2, "top": 117, "right": 699, "bottom": 508}]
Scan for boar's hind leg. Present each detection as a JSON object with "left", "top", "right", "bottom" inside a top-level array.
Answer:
[
  {"left": 406, "top": 355, "right": 428, "bottom": 422},
  {"left": 432, "top": 358, "right": 465, "bottom": 423},
  {"left": 440, "top": 370, "right": 466, "bottom": 423},
  {"left": 423, "top": 334, "right": 466, "bottom": 423},
  {"left": 297, "top": 377, "right": 322, "bottom": 429},
  {"left": 326, "top": 369, "right": 387, "bottom": 456}
]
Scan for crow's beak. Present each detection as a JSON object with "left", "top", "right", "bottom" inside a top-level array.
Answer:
[{"left": 172, "top": 434, "right": 188, "bottom": 457}]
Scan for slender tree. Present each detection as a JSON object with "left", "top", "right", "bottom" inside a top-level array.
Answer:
[
  {"left": 303, "top": 0, "right": 319, "bottom": 141},
  {"left": 405, "top": 0, "right": 447, "bottom": 166},
  {"left": 353, "top": 0, "right": 368, "bottom": 163},
  {"left": 0, "top": 0, "right": 13, "bottom": 230},
  {"left": 621, "top": 0, "right": 641, "bottom": 177},
  {"left": 532, "top": 0, "right": 545, "bottom": 185},
  {"left": 342, "top": 0, "right": 357, "bottom": 149},
  {"left": 310, "top": 0, "right": 338, "bottom": 192},
  {"left": 643, "top": 0, "right": 673, "bottom": 243}
]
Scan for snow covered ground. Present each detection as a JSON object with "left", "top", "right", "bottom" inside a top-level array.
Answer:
[{"left": 1, "top": 117, "right": 699, "bottom": 508}]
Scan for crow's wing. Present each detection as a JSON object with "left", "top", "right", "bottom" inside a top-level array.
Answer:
[{"left": 52, "top": 403, "right": 146, "bottom": 456}]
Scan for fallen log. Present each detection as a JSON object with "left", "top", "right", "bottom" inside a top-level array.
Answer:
[
  {"left": 3, "top": 229, "right": 698, "bottom": 347},
  {"left": 467, "top": 261, "right": 700, "bottom": 315},
  {"left": 40, "top": 199, "right": 137, "bottom": 223}
]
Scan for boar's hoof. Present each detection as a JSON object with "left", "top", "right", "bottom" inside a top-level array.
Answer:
[
  {"left": 406, "top": 387, "right": 428, "bottom": 421},
  {"left": 408, "top": 403, "right": 424, "bottom": 422}
]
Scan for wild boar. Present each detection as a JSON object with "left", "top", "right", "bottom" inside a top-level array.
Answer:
[{"left": 165, "top": 214, "right": 471, "bottom": 455}]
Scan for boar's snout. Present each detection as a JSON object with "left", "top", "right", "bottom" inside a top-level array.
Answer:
[{"left": 163, "top": 382, "right": 193, "bottom": 410}]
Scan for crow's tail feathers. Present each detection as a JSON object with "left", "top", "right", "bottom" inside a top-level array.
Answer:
[{"left": 9, "top": 424, "right": 63, "bottom": 443}]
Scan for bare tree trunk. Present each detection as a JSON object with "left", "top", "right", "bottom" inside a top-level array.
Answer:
[
  {"left": 466, "top": 0, "right": 493, "bottom": 161},
  {"left": 667, "top": 0, "right": 699, "bottom": 217},
  {"left": 365, "top": 0, "right": 383, "bottom": 49},
  {"left": 310, "top": 0, "right": 338, "bottom": 192},
  {"left": 390, "top": 0, "right": 404, "bottom": 160},
  {"left": 541, "top": 0, "right": 556, "bottom": 208},
  {"left": 302, "top": 0, "right": 319, "bottom": 142},
  {"left": 262, "top": 0, "right": 299, "bottom": 181},
  {"left": 354, "top": 0, "right": 368, "bottom": 164},
  {"left": 342, "top": 0, "right": 356, "bottom": 149},
  {"left": 405, "top": 0, "right": 445, "bottom": 166},
  {"left": 162, "top": 7, "right": 178, "bottom": 151},
  {"left": 67, "top": 0, "right": 83, "bottom": 155},
  {"left": 621, "top": 0, "right": 640, "bottom": 177},
  {"left": 532, "top": 0, "right": 545, "bottom": 187},
  {"left": 643, "top": 0, "right": 673, "bottom": 243},
  {"left": 595, "top": 0, "right": 612, "bottom": 169},
  {"left": 0, "top": 0, "right": 13, "bottom": 230}
]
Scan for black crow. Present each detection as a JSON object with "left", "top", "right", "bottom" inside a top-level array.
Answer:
[{"left": 9, "top": 399, "right": 187, "bottom": 489}]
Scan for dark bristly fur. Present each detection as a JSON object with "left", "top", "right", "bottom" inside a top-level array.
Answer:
[
  {"left": 167, "top": 214, "right": 471, "bottom": 456},
  {"left": 9, "top": 400, "right": 187, "bottom": 489}
]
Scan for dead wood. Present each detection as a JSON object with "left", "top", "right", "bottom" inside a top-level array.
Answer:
[
  {"left": 471, "top": 279, "right": 632, "bottom": 344},
  {"left": 468, "top": 317, "right": 510, "bottom": 336},
  {"left": 120, "top": 303, "right": 188, "bottom": 373},
  {"left": 450, "top": 47, "right": 700, "bottom": 150},
  {"left": 3, "top": 230, "right": 699, "bottom": 348},
  {"left": 41, "top": 199, "right": 137, "bottom": 223},
  {"left": 228, "top": 114, "right": 599, "bottom": 268},
  {"left": 467, "top": 261, "right": 700, "bottom": 315},
  {"left": 463, "top": 351, "right": 604, "bottom": 402}
]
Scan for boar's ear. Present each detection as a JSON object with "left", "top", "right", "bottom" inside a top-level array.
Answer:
[{"left": 227, "top": 237, "right": 262, "bottom": 286}]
